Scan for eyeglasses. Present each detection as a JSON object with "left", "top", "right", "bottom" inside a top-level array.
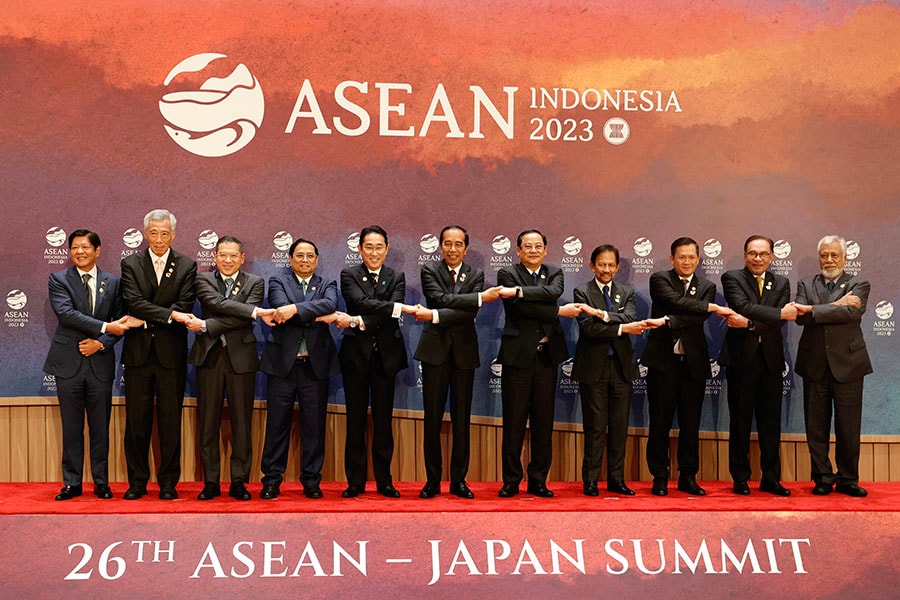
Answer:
[{"left": 745, "top": 252, "right": 772, "bottom": 259}]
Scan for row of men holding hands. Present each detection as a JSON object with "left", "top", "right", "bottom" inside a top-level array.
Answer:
[{"left": 46, "top": 209, "right": 871, "bottom": 502}]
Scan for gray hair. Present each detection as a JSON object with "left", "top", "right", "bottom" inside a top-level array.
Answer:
[
  {"left": 817, "top": 235, "right": 846, "bottom": 256},
  {"left": 143, "top": 209, "right": 177, "bottom": 231}
]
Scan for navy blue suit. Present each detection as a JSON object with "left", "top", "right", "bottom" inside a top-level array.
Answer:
[
  {"left": 44, "top": 267, "right": 124, "bottom": 487},
  {"left": 260, "top": 272, "right": 339, "bottom": 488}
]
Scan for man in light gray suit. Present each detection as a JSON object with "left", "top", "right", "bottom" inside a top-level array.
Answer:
[{"left": 794, "top": 235, "right": 872, "bottom": 497}]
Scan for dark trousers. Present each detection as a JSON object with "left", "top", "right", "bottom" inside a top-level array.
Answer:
[
  {"left": 123, "top": 343, "right": 185, "bottom": 489},
  {"left": 56, "top": 359, "right": 112, "bottom": 486},
  {"left": 646, "top": 360, "right": 704, "bottom": 478},
  {"left": 343, "top": 352, "right": 396, "bottom": 488},
  {"left": 803, "top": 367, "right": 863, "bottom": 486},
  {"left": 421, "top": 356, "right": 474, "bottom": 484},
  {"left": 500, "top": 348, "right": 557, "bottom": 485},
  {"left": 579, "top": 356, "right": 631, "bottom": 484},
  {"left": 196, "top": 344, "right": 255, "bottom": 485},
  {"left": 726, "top": 348, "right": 784, "bottom": 484},
  {"left": 261, "top": 359, "right": 329, "bottom": 488}
]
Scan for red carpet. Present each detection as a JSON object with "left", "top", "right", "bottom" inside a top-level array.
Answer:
[{"left": 2, "top": 481, "right": 896, "bottom": 514}]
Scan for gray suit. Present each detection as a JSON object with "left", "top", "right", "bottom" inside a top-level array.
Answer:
[{"left": 795, "top": 272, "right": 872, "bottom": 486}]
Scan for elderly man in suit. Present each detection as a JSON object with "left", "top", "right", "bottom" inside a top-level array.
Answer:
[
  {"left": 412, "top": 225, "right": 512, "bottom": 499},
  {"left": 259, "top": 238, "right": 340, "bottom": 500},
  {"left": 794, "top": 235, "right": 872, "bottom": 497},
  {"left": 318, "top": 225, "right": 417, "bottom": 498},
  {"left": 642, "top": 237, "right": 733, "bottom": 497},
  {"left": 120, "top": 209, "right": 197, "bottom": 500},
  {"left": 44, "top": 229, "right": 133, "bottom": 500},
  {"left": 184, "top": 236, "right": 270, "bottom": 501},
  {"left": 720, "top": 235, "right": 797, "bottom": 496},
  {"left": 496, "top": 229, "right": 581, "bottom": 499},
  {"left": 572, "top": 244, "right": 654, "bottom": 497}
]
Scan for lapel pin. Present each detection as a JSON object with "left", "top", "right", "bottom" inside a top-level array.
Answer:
[
  {"left": 689, "top": 287, "right": 697, "bottom": 295},
  {"left": 540, "top": 273, "right": 546, "bottom": 280},
  {"left": 362, "top": 276, "right": 368, "bottom": 282},
  {"left": 460, "top": 272, "right": 466, "bottom": 281}
]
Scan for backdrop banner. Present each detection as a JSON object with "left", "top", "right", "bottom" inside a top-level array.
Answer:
[{"left": 2, "top": 1, "right": 898, "bottom": 434}]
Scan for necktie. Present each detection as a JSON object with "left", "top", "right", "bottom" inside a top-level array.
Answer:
[
  {"left": 300, "top": 279, "right": 308, "bottom": 300},
  {"left": 450, "top": 269, "right": 457, "bottom": 283},
  {"left": 154, "top": 258, "right": 164, "bottom": 284},
  {"left": 82, "top": 273, "right": 93, "bottom": 314},
  {"left": 757, "top": 275, "right": 765, "bottom": 297},
  {"left": 220, "top": 277, "right": 234, "bottom": 346},
  {"left": 369, "top": 272, "right": 378, "bottom": 287},
  {"left": 532, "top": 271, "right": 539, "bottom": 285},
  {"left": 826, "top": 280, "right": 836, "bottom": 300},
  {"left": 298, "top": 280, "right": 309, "bottom": 355},
  {"left": 682, "top": 277, "right": 690, "bottom": 296},
  {"left": 602, "top": 284, "right": 613, "bottom": 311}
]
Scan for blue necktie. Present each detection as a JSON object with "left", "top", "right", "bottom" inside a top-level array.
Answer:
[
  {"left": 826, "top": 280, "right": 836, "bottom": 300},
  {"left": 298, "top": 280, "right": 308, "bottom": 355},
  {"left": 531, "top": 271, "right": 539, "bottom": 285},
  {"left": 602, "top": 284, "right": 613, "bottom": 311}
]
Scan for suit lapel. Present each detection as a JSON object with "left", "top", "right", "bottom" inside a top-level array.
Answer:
[
  {"left": 455, "top": 262, "right": 472, "bottom": 293},
  {"left": 306, "top": 274, "right": 322, "bottom": 299},
  {"left": 585, "top": 280, "right": 604, "bottom": 309},
  {"left": 66, "top": 267, "right": 91, "bottom": 314},
  {"left": 94, "top": 268, "right": 111, "bottom": 315}
]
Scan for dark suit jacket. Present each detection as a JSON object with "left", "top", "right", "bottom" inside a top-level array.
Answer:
[
  {"left": 641, "top": 269, "right": 715, "bottom": 381},
  {"left": 339, "top": 264, "right": 408, "bottom": 376},
  {"left": 571, "top": 279, "right": 638, "bottom": 383},
  {"left": 718, "top": 268, "right": 790, "bottom": 373},
  {"left": 413, "top": 259, "right": 484, "bottom": 369},
  {"left": 260, "top": 272, "right": 340, "bottom": 381},
  {"left": 43, "top": 266, "right": 125, "bottom": 381},
  {"left": 795, "top": 272, "right": 873, "bottom": 383},
  {"left": 497, "top": 263, "right": 568, "bottom": 368},
  {"left": 120, "top": 248, "right": 198, "bottom": 369},
  {"left": 188, "top": 270, "right": 264, "bottom": 374}
]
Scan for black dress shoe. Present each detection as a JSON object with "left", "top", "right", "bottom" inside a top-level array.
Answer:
[
  {"left": 812, "top": 482, "right": 833, "bottom": 496},
  {"left": 760, "top": 480, "right": 791, "bottom": 496},
  {"left": 93, "top": 484, "right": 113, "bottom": 499},
  {"left": 303, "top": 484, "right": 323, "bottom": 499},
  {"left": 498, "top": 483, "right": 519, "bottom": 498},
  {"left": 607, "top": 481, "right": 636, "bottom": 496},
  {"left": 526, "top": 482, "right": 555, "bottom": 498},
  {"left": 123, "top": 486, "right": 147, "bottom": 500},
  {"left": 159, "top": 487, "right": 178, "bottom": 500},
  {"left": 229, "top": 483, "right": 251, "bottom": 501},
  {"left": 55, "top": 485, "right": 83, "bottom": 501},
  {"left": 651, "top": 477, "right": 668, "bottom": 496},
  {"left": 677, "top": 476, "right": 706, "bottom": 496},
  {"left": 733, "top": 481, "right": 750, "bottom": 495},
  {"left": 197, "top": 483, "right": 221, "bottom": 500},
  {"left": 341, "top": 485, "right": 364, "bottom": 498},
  {"left": 835, "top": 483, "right": 868, "bottom": 497},
  {"left": 377, "top": 484, "right": 401, "bottom": 498},
  {"left": 260, "top": 484, "right": 280, "bottom": 500},
  {"left": 419, "top": 481, "right": 440, "bottom": 499},
  {"left": 583, "top": 481, "right": 599, "bottom": 497},
  {"left": 449, "top": 481, "right": 475, "bottom": 499}
]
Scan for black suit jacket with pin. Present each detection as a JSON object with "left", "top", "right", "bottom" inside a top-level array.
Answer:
[{"left": 571, "top": 278, "right": 638, "bottom": 383}]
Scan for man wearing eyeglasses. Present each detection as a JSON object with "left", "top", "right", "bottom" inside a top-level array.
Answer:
[{"left": 719, "top": 235, "right": 796, "bottom": 496}]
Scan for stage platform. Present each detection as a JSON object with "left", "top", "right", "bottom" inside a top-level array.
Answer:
[{"left": 2, "top": 482, "right": 898, "bottom": 598}]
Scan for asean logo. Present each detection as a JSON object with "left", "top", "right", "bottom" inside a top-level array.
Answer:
[
  {"left": 419, "top": 234, "right": 439, "bottom": 253},
  {"left": 492, "top": 235, "right": 511, "bottom": 255},
  {"left": 6, "top": 290, "right": 27, "bottom": 310},
  {"left": 633, "top": 237, "right": 653, "bottom": 257},
  {"left": 123, "top": 228, "right": 143, "bottom": 249},
  {"left": 562, "top": 236, "right": 582, "bottom": 256},
  {"left": 273, "top": 231, "right": 293, "bottom": 252},
  {"left": 159, "top": 53, "right": 264, "bottom": 157},
  {"left": 703, "top": 239, "right": 722, "bottom": 258}
]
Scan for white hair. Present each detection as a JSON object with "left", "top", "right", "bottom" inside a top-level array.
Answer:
[
  {"left": 143, "top": 209, "right": 177, "bottom": 231},
  {"left": 817, "top": 235, "right": 846, "bottom": 256}
]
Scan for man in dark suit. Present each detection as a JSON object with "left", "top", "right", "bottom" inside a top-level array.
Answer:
[
  {"left": 185, "top": 236, "right": 268, "bottom": 501},
  {"left": 259, "top": 238, "right": 339, "bottom": 500},
  {"left": 719, "top": 235, "right": 797, "bottom": 496},
  {"left": 120, "top": 209, "right": 197, "bottom": 500},
  {"left": 44, "top": 229, "right": 133, "bottom": 500},
  {"left": 572, "top": 244, "right": 654, "bottom": 497},
  {"left": 496, "top": 229, "right": 581, "bottom": 498},
  {"left": 793, "top": 235, "right": 872, "bottom": 497},
  {"left": 318, "top": 225, "right": 416, "bottom": 498},
  {"left": 642, "top": 237, "right": 732, "bottom": 497},
  {"left": 412, "top": 225, "right": 512, "bottom": 499}
]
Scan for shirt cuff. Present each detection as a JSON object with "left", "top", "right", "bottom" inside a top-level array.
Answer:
[
  {"left": 100, "top": 322, "right": 107, "bottom": 334},
  {"left": 432, "top": 309, "right": 440, "bottom": 324},
  {"left": 391, "top": 303, "right": 402, "bottom": 319}
]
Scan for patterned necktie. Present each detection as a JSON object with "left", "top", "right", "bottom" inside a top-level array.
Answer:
[
  {"left": 757, "top": 275, "right": 765, "bottom": 297},
  {"left": 154, "top": 258, "right": 164, "bottom": 284},
  {"left": 82, "top": 273, "right": 93, "bottom": 314},
  {"left": 826, "top": 280, "right": 836, "bottom": 300},
  {"left": 682, "top": 277, "right": 690, "bottom": 296},
  {"left": 369, "top": 272, "right": 378, "bottom": 288},
  {"left": 602, "top": 284, "right": 613, "bottom": 311},
  {"left": 300, "top": 279, "right": 308, "bottom": 300},
  {"left": 532, "top": 270, "right": 539, "bottom": 285}
]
